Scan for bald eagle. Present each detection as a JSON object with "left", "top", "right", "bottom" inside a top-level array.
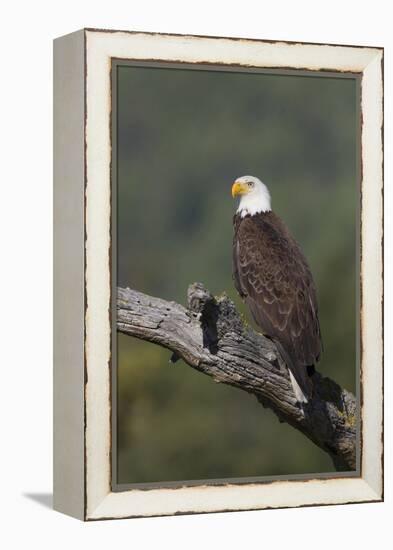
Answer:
[{"left": 231, "top": 175, "right": 322, "bottom": 404}]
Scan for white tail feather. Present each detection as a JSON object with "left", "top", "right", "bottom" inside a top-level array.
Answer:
[{"left": 288, "top": 369, "right": 308, "bottom": 404}]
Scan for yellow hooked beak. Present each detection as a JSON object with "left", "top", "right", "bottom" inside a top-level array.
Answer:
[{"left": 231, "top": 181, "right": 249, "bottom": 198}]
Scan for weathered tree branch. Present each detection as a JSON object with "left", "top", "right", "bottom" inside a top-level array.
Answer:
[{"left": 117, "top": 283, "right": 357, "bottom": 471}]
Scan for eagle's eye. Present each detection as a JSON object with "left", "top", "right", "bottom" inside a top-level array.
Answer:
[{"left": 248, "top": 181, "right": 254, "bottom": 188}]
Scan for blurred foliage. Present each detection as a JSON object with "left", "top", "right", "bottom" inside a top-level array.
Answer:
[{"left": 116, "top": 65, "right": 358, "bottom": 484}]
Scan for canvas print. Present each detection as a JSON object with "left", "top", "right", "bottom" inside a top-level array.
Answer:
[{"left": 113, "top": 63, "right": 359, "bottom": 487}]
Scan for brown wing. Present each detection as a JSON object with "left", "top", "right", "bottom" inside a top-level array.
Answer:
[{"left": 233, "top": 212, "right": 322, "bottom": 369}]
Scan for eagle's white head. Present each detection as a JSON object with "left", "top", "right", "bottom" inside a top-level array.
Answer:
[{"left": 232, "top": 175, "right": 271, "bottom": 217}]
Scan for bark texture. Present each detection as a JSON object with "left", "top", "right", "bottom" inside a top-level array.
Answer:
[{"left": 117, "top": 283, "right": 357, "bottom": 471}]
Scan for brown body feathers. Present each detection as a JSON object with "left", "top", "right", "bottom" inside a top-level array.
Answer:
[{"left": 233, "top": 211, "right": 322, "bottom": 401}]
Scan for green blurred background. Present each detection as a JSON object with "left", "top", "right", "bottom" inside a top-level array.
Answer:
[{"left": 115, "top": 64, "right": 358, "bottom": 484}]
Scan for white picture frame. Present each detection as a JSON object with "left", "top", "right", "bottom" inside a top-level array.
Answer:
[{"left": 53, "top": 28, "right": 383, "bottom": 521}]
